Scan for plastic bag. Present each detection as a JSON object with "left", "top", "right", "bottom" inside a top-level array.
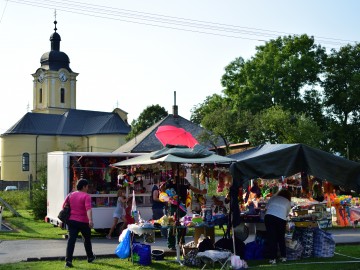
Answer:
[
  {"left": 119, "top": 228, "right": 129, "bottom": 242},
  {"left": 115, "top": 229, "right": 131, "bottom": 259},
  {"left": 231, "top": 255, "right": 248, "bottom": 269}
]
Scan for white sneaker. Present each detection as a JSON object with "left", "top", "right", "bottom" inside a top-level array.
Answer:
[
  {"left": 280, "top": 257, "right": 287, "bottom": 263},
  {"left": 269, "top": 259, "right": 276, "bottom": 264}
]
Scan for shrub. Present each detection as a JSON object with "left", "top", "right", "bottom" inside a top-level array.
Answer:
[{"left": 29, "top": 165, "right": 47, "bottom": 220}]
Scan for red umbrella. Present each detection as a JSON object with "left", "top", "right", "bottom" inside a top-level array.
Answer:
[{"left": 155, "top": 125, "right": 199, "bottom": 148}]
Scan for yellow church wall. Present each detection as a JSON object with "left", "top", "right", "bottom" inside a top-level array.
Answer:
[
  {"left": 55, "top": 136, "right": 85, "bottom": 151},
  {"left": 1, "top": 134, "right": 128, "bottom": 181},
  {"left": 85, "top": 134, "right": 128, "bottom": 152},
  {"left": 1, "top": 135, "right": 39, "bottom": 181}
]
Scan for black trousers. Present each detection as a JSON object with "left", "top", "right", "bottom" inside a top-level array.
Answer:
[
  {"left": 264, "top": 214, "right": 286, "bottom": 260},
  {"left": 66, "top": 220, "right": 94, "bottom": 263}
]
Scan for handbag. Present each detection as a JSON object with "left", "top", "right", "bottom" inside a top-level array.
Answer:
[
  {"left": 58, "top": 193, "right": 71, "bottom": 223},
  {"left": 214, "top": 226, "right": 245, "bottom": 258}
]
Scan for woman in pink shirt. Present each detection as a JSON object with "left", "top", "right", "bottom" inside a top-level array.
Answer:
[{"left": 64, "top": 179, "right": 95, "bottom": 268}]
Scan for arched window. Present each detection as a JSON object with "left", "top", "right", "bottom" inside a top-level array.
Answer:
[
  {"left": 61, "top": 88, "right": 65, "bottom": 103},
  {"left": 22, "top": 153, "right": 30, "bottom": 171}
]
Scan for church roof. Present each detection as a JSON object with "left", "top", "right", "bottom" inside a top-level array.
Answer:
[
  {"left": 113, "top": 114, "right": 222, "bottom": 153},
  {"left": 3, "top": 109, "right": 130, "bottom": 136}
]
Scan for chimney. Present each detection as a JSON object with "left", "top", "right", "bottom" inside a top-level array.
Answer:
[{"left": 172, "top": 91, "right": 178, "bottom": 117}]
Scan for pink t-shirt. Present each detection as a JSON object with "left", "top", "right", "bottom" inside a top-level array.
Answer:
[{"left": 63, "top": 191, "right": 92, "bottom": 223}]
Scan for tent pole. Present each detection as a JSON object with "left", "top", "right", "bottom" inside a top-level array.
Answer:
[{"left": 175, "top": 163, "right": 182, "bottom": 264}]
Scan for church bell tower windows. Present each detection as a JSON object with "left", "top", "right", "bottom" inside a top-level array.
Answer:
[
  {"left": 39, "top": 88, "right": 43, "bottom": 103},
  {"left": 61, "top": 88, "right": 65, "bottom": 103}
]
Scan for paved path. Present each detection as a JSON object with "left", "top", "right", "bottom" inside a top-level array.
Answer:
[{"left": 0, "top": 228, "right": 359, "bottom": 264}]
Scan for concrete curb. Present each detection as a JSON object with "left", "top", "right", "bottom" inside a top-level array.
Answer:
[
  {"left": 23, "top": 242, "right": 360, "bottom": 262},
  {"left": 25, "top": 251, "right": 177, "bottom": 262}
]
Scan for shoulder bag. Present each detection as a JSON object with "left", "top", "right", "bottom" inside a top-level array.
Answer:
[{"left": 58, "top": 193, "right": 72, "bottom": 223}]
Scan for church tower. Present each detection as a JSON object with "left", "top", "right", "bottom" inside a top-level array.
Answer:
[{"left": 32, "top": 20, "right": 78, "bottom": 114}]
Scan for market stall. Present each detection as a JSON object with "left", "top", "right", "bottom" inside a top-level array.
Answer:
[
  {"left": 111, "top": 144, "right": 235, "bottom": 264},
  {"left": 227, "top": 143, "right": 360, "bottom": 260},
  {"left": 228, "top": 144, "right": 360, "bottom": 225}
]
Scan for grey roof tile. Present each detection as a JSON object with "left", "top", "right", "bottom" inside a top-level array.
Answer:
[{"left": 3, "top": 109, "right": 130, "bottom": 136}]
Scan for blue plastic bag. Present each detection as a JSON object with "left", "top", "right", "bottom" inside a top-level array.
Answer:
[{"left": 115, "top": 229, "right": 131, "bottom": 259}]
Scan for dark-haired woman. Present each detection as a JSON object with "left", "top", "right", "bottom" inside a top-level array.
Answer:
[
  {"left": 264, "top": 189, "right": 292, "bottom": 265},
  {"left": 64, "top": 179, "right": 96, "bottom": 268}
]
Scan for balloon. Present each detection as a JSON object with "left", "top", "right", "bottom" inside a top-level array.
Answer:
[{"left": 159, "top": 192, "right": 169, "bottom": 202}]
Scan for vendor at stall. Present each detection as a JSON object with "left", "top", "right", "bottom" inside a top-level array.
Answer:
[{"left": 165, "top": 173, "right": 207, "bottom": 250}]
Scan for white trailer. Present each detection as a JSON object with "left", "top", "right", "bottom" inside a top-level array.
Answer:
[{"left": 45, "top": 151, "right": 154, "bottom": 231}]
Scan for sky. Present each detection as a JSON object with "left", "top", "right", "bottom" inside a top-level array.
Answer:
[{"left": 0, "top": 0, "right": 359, "bottom": 134}]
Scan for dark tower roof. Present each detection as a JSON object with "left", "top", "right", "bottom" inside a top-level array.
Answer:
[{"left": 40, "top": 20, "right": 72, "bottom": 71}]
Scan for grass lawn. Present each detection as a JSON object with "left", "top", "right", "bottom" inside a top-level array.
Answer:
[
  {"left": 0, "top": 210, "right": 68, "bottom": 240},
  {"left": 1, "top": 209, "right": 360, "bottom": 269},
  {"left": 0, "top": 248, "right": 360, "bottom": 270}
]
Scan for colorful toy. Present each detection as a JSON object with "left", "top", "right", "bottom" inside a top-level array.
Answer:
[{"left": 159, "top": 192, "right": 169, "bottom": 202}]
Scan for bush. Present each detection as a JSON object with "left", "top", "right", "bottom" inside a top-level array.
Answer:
[{"left": 29, "top": 165, "right": 47, "bottom": 220}]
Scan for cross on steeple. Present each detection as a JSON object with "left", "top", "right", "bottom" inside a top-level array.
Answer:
[{"left": 54, "top": 10, "right": 57, "bottom": 32}]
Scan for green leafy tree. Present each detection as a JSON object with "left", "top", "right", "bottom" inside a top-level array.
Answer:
[
  {"left": 322, "top": 44, "right": 360, "bottom": 160},
  {"left": 222, "top": 34, "right": 326, "bottom": 116},
  {"left": 190, "top": 94, "right": 222, "bottom": 125},
  {"left": 248, "top": 106, "right": 323, "bottom": 147},
  {"left": 126, "top": 105, "right": 168, "bottom": 141},
  {"left": 191, "top": 94, "right": 252, "bottom": 152}
]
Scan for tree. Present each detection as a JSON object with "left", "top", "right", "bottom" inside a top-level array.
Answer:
[
  {"left": 322, "top": 44, "right": 360, "bottom": 160},
  {"left": 190, "top": 94, "right": 225, "bottom": 125},
  {"left": 126, "top": 105, "right": 168, "bottom": 141},
  {"left": 191, "top": 94, "right": 253, "bottom": 152},
  {"left": 222, "top": 35, "right": 326, "bottom": 116},
  {"left": 248, "top": 106, "right": 323, "bottom": 147}
]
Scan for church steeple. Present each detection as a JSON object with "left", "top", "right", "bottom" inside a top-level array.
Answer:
[
  {"left": 31, "top": 19, "right": 78, "bottom": 115},
  {"left": 39, "top": 20, "right": 71, "bottom": 72},
  {"left": 50, "top": 20, "right": 61, "bottom": 51}
]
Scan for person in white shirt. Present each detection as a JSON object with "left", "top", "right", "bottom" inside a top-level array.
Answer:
[{"left": 264, "top": 189, "right": 292, "bottom": 265}]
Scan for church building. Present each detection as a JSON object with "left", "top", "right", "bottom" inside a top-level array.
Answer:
[{"left": 0, "top": 21, "right": 131, "bottom": 186}]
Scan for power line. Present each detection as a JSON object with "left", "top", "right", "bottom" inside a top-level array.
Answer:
[
  {"left": 0, "top": 0, "right": 8, "bottom": 25},
  {"left": 5, "top": 0, "right": 358, "bottom": 47}
]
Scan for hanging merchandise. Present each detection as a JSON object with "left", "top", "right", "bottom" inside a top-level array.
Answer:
[
  {"left": 199, "top": 169, "right": 206, "bottom": 185},
  {"left": 217, "top": 171, "right": 225, "bottom": 193},
  {"left": 186, "top": 191, "right": 192, "bottom": 209}
]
